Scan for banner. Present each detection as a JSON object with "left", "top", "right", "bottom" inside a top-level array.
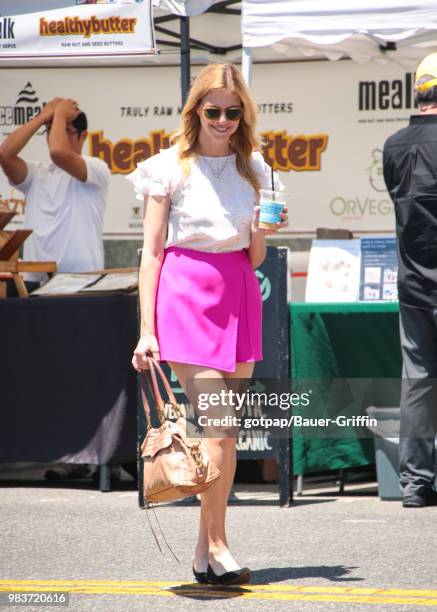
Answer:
[
  {"left": 0, "top": 60, "right": 412, "bottom": 237},
  {"left": 0, "top": 1, "right": 155, "bottom": 65}
]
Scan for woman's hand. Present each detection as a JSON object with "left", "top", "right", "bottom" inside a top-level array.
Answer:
[
  {"left": 132, "top": 333, "right": 161, "bottom": 371},
  {"left": 251, "top": 205, "right": 289, "bottom": 235}
]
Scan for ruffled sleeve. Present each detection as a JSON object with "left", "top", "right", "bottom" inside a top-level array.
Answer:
[
  {"left": 252, "top": 150, "right": 285, "bottom": 192},
  {"left": 126, "top": 152, "right": 170, "bottom": 201}
]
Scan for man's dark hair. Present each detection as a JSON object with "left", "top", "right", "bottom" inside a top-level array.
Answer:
[
  {"left": 72, "top": 111, "right": 88, "bottom": 137},
  {"left": 415, "top": 87, "right": 437, "bottom": 107}
]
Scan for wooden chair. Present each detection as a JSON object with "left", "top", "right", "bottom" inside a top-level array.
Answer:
[{"left": 0, "top": 212, "right": 56, "bottom": 297}]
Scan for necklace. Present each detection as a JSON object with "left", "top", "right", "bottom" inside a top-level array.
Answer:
[{"left": 201, "top": 155, "right": 230, "bottom": 179}]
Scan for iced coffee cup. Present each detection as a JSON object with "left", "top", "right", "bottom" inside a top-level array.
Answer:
[{"left": 258, "top": 189, "right": 287, "bottom": 231}]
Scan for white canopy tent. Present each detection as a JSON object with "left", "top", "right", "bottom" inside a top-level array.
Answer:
[
  {"left": 242, "top": 0, "right": 437, "bottom": 61},
  {"left": 154, "top": 0, "right": 437, "bottom": 86},
  {"left": 153, "top": 0, "right": 222, "bottom": 17},
  {"left": 8, "top": 1, "right": 437, "bottom": 75},
  {"left": 5, "top": 1, "right": 437, "bottom": 69},
  {"left": 240, "top": 0, "right": 437, "bottom": 83}
]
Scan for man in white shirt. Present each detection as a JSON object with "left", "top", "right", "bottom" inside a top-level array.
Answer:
[
  {"left": 0, "top": 98, "right": 110, "bottom": 481},
  {"left": 0, "top": 97, "right": 109, "bottom": 282}
]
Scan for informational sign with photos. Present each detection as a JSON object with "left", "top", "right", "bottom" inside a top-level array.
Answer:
[
  {"left": 306, "top": 237, "right": 398, "bottom": 303},
  {"left": 359, "top": 236, "right": 398, "bottom": 302}
]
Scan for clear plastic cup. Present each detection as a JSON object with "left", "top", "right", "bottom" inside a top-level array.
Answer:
[{"left": 259, "top": 189, "right": 287, "bottom": 231}]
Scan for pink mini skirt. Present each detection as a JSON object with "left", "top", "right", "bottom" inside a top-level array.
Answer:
[{"left": 155, "top": 246, "right": 263, "bottom": 372}]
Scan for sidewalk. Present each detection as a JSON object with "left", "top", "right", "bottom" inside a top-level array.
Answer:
[{"left": 1, "top": 470, "right": 436, "bottom": 611}]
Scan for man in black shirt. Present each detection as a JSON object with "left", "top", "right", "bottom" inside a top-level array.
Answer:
[{"left": 383, "top": 52, "right": 437, "bottom": 508}]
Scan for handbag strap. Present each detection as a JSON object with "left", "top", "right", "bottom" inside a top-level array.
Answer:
[
  {"left": 149, "top": 357, "right": 178, "bottom": 408},
  {"left": 140, "top": 358, "right": 182, "bottom": 564},
  {"left": 139, "top": 368, "right": 154, "bottom": 429},
  {"left": 139, "top": 357, "right": 179, "bottom": 428}
]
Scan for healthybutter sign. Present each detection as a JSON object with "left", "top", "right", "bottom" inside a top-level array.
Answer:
[
  {"left": 0, "top": 61, "right": 406, "bottom": 236},
  {"left": 88, "top": 129, "right": 328, "bottom": 176},
  {"left": 0, "top": 2, "right": 155, "bottom": 61}
]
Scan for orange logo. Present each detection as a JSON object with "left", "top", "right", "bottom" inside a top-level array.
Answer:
[
  {"left": 261, "top": 130, "right": 328, "bottom": 171},
  {"left": 88, "top": 129, "right": 329, "bottom": 175},
  {"left": 88, "top": 130, "right": 172, "bottom": 174},
  {"left": 40, "top": 16, "right": 137, "bottom": 38}
]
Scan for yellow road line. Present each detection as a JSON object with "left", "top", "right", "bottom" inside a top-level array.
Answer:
[
  {"left": 1, "top": 580, "right": 437, "bottom": 606},
  {"left": 0, "top": 579, "right": 437, "bottom": 598}
]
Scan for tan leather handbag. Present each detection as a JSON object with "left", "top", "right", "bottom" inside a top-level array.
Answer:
[{"left": 140, "top": 357, "right": 221, "bottom": 504}]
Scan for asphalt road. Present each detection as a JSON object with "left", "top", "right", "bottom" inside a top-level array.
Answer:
[{"left": 1, "top": 478, "right": 436, "bottom": 612}]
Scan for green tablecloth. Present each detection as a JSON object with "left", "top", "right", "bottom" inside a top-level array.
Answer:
[{"left": 290, "top": 301, "right": 401, "bottom": 475}]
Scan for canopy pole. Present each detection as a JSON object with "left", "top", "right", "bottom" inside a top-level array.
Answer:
[
  {"left": 242, "top": 46, "right": 252, "bottom": 86},
  {"left": 180, "top": 16, "right": 190, "bottom": 107}
]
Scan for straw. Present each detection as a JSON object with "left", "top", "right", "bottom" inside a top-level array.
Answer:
[{"left": 271, "top": 166, "right": 276, "bottom": 201}]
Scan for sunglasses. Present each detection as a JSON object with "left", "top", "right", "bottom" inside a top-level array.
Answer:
[{"left": 201, "top": 106, "right": 243, "bottom": 121}]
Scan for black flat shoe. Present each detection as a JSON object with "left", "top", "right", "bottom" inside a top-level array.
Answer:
[
  {"left": 192, "top": 564, "right": 208, "bottom": 584},
  {"left": 206, "top": 563, "right": 251, "bottom": 586}
]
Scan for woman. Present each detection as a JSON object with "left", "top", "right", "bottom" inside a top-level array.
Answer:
[{"left": 128, "top": 62, "right": 287, "bottom": 586}]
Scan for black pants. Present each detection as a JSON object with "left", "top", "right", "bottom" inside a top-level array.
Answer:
[{"left": 399, "top": 304, "right": 437, "bottom": 496}]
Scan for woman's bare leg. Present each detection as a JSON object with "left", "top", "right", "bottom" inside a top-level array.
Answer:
[
  {"left": 167, "top": 360, "right": 254, "bottom": 575},
  {"left": 218, "top": 362, "right": 254, "bottom": 525},
  {"left": 167, "top": 362, "right": 229, "bottom": 572}
]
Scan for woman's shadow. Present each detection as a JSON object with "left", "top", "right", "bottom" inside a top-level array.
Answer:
[{"left": 168, "top": 564, "right": 363, "bottom": 601}]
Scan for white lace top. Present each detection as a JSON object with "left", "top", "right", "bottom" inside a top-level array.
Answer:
[{"left": 126, "top": 145, "right": 284, "bottom": 253}]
